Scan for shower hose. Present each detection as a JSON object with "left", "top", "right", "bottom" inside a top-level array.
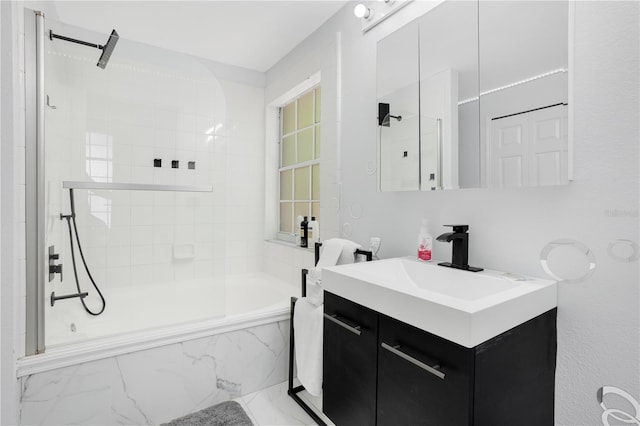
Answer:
[{"left": 62, "top": 188, "right": 106, "bottom": 316}]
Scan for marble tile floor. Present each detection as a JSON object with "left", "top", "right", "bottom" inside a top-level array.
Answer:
[{"left": 234, "top": 381, "right": 335, "bottom": 426}]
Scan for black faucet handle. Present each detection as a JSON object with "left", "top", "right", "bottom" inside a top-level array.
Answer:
[{"left": 443, "top": 224, "right": 469, "bottom": 233}]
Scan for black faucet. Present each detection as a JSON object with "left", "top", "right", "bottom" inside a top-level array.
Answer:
[{"left": 436, "top": 225, "right": 483, "bottom": 272}]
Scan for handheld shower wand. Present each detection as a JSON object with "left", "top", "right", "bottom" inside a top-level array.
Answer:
[{"left": 57, "top": 188, "right": 106, "bottom": 315}]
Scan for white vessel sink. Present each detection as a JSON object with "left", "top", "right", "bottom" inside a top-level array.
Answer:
[{"left": 322, "top": 257, "right": 557, "bottom": 348}]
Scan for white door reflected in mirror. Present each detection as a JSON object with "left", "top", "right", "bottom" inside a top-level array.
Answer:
[{"left": 488, "top": 104, "right": 568, "bottom": 188}]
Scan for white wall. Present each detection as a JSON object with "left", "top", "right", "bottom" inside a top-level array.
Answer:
[
  {"left": 1, "top": 2, "right": 26, "bottom": 424},
  {"left": 266, "top": 1, "right": 639, "bottom": 424}
]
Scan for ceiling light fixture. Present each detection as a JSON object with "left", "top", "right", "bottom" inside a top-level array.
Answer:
[
  {"left": 356, "top": 0, "right": 413, "bottom": 33},
  {"left": 354, "top": 4, "right": 373, "bottom": 20}
]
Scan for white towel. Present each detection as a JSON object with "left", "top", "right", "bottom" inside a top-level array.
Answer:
[
  {"left": 294, "top": 238, "right": 362, "bottom": 396},
  {"left": 293, "top": 298, "right": 324, "bottom": 396},
  {"left": 334, "top": 238, "right": 363, "bottom": 266},
  {"left": 306, "top": 238, "right": 362, "bottom": 305},
  {"left": 317, "top": 238, "right": 348, "bottom": 268}
]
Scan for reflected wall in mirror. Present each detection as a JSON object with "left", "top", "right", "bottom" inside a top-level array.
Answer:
[
  {"left": 377, "top": 21, "right": 420, "bottom": 191},
  {"left": 376, "top": 0, "right": 571, "bottom": 192},
  {"left": 419, "top": 1, "right": 479, "bottom": 190}
]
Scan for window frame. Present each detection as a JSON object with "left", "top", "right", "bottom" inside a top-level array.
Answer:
[
  {"left": 277, "top": 85, "right": 321, "bottom": 243},
  {"left": 264, "top": 73, "right": 322, "bottom": 243}
]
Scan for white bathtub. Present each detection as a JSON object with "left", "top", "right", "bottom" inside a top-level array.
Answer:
[
  {"left": 20, "top": 272, "right": 297, "bottom": 377},
  {"left": 225, "top": 273, "right": 297, "bottom": 316}
]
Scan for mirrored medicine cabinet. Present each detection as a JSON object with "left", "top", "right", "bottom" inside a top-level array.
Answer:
[{"left": 377, "top": 0, "right": 571, "bottom": 192}]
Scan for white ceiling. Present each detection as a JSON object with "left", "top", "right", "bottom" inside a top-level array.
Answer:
[{"left": 51, "top": 1, "right": 348, "bottom": 72}]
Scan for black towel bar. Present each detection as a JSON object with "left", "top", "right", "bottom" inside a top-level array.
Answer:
[{"left": 288, "top": 242, "right": 372, "bottom": 425}]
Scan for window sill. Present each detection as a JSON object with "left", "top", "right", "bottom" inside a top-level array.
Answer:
[{"left": 265, "top": 239, "right": 315, "bottom": 253}]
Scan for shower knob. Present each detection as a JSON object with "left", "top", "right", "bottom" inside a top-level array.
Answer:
[
  {"left": 48, "top": 245, "right": 63, "bottom": 282},
  {"left": 49, "top": 264, "right": 63, "bottom": 282}
]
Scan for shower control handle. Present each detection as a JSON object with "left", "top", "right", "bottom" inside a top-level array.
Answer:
[
  {"left": 49, "top": 264, "right": 62, "bottom": 281},
  {"left": 48, "top": 245, "right": 63, "bottom": 282}
]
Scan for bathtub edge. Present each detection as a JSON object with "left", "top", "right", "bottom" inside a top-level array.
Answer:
[{"left": 16, "top": 306, "right": 290, "bottom": 377}]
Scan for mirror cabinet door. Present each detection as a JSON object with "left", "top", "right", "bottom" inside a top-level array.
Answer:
[
  {"left": 376, "top": 0, "right": 570, "bottom": 192},
  {"left": 419, "top": 1, "right": 479, "bottom": 190},
  {"left": 377, "top": 21, "right": 420, "bottom": 192},
  {"left": 479, "top": 1, "right": 569, "bottom": 188}
]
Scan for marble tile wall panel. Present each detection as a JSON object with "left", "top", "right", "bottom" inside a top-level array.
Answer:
[{"left": 20, "top": 319, "right": 289, "bottom": 425}]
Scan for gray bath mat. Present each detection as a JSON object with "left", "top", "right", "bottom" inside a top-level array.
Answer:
[{"left": 161, "top": 400, "right": 254, "bottom": 426}]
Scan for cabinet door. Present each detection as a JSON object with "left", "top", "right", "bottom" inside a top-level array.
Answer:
[
  {"left": 377, "top": 315, "right": 474, "bottom": 426},
  {"left": 323, "top": 292, "right": 378, "bottom": 426},
  {"left": 473, "top": 309, "right": 557, "bottom": 426}
]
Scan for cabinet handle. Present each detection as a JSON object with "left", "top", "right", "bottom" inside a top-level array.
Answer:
[
  {"left": 323, "top": 313, "right": 362, "bottom": 336},
  {"left": 381, "top": 342, "right": 446, "bottom": 380}
]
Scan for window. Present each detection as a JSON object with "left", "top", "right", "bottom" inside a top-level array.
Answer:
[{"left": 278, "top": 86, "right": 321, "bottom": 239}]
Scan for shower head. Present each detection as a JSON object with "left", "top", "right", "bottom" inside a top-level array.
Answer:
[
  {"left": 97, "top": 29, "right": 119, "bottom": 69},
  {"left": 49, "top": 28, "right": 120, "bottom": 70}
]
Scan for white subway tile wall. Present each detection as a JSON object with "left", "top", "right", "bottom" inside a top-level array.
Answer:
[
  {"left": 42, "top": 22, "right": 269, "bottom": 345},
  {"left": 263, "top": 241, "right": 315, "bottom": 288}
]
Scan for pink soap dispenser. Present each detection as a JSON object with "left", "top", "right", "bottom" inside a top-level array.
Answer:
[{"left": 417, "top": 219, "right": 433, "bottom": 261}]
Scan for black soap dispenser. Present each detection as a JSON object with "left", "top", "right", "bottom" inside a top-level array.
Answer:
[{"left": 300, "top": 216, "right": 309, "bottom": 248}]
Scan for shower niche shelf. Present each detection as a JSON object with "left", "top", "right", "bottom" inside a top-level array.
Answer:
[{"left": 62, "top": 181, "right": 213, "bottom": 192}]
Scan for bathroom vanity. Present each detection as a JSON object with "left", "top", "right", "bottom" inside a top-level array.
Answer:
[{"left": 322, "top": 258, "right": 557, "bottom": 426}]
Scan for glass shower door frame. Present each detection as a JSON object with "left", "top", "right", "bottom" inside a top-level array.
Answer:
[{"left": 25, "top": 8, "right": 47, "bottom": 355}]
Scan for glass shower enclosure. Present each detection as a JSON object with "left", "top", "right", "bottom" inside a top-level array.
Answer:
[{"left": 26, "top": 11, "right": 228, "bottom": 353}]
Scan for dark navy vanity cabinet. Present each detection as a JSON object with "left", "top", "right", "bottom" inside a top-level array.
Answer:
[{"left": 323, "top": 291, "right": 557, "bottom": 426}]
